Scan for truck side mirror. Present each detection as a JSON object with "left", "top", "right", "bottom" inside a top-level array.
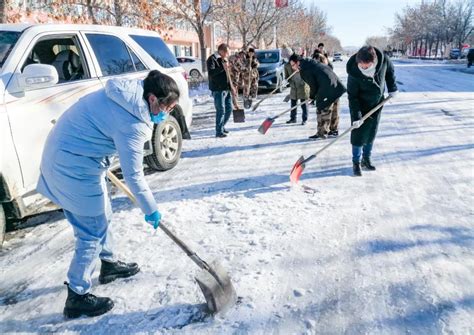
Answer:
[{"left": 17, "top": 64, "right": 59, "bottom": 91}]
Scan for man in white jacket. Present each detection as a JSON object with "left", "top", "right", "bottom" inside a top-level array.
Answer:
[{"left": 37, "top": 70, "right": 180, "bottom": 318}]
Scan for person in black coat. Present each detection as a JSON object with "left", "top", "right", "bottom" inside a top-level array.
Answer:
[
  {"left": 289, "top": 54, "right": 346, "bottom": 139},
  {"left": 207, "top": 43, "right": 232, "bottom": 138},
  {"left": 347, "top": 45, "right": 398, "bottom": 176}
]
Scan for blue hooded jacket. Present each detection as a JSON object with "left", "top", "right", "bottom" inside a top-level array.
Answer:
[{"left": 37, "top": 78, "right": 157, "bottom": 217}]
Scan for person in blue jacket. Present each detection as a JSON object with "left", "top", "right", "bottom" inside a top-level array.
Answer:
[{"left": 37, "top": 70, "right": 180, "bottom": 318}]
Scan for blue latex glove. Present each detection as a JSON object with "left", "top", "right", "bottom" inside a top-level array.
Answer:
[{"left": 145, "top": 210, "right": 161, "bottom": 229}]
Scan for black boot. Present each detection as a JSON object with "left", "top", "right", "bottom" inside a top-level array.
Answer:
[
  {"left": 286, "top": 118, "right": 297, "bottom": 124},
  {"left": 353, "top": 163, "right": 362, "bottom": 177},
  {"left": 99, "top": 260, "right": 140, "bottom": 285},
  {"left": 308, "top": 133, "right": 327, "bottom": 140},
  {"left": 63, "top": 283, "right": 114, "bottom": 318},
  {"left": 328, "top": 130, "right": 339, "bottom": 137},
  {"left": 361, "top": 157, "right": 376, "bottom": 171}
]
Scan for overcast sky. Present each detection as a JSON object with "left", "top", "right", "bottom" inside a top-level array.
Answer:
[{"left": 302, "top": 0, "right": 420, "bottom": 47}]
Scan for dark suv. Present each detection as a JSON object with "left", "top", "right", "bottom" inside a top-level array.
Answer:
[{"left": 255, "top": 49, "right": 286, "bottom": 92}]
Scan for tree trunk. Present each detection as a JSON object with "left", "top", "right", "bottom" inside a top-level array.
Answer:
[
  {"left": 87, "top": 0, "right": 98, "bottom": 24},
  {"left": 0, "top": 0, "right": 6, "bottom": 24},
  {"left": 114, "top": 0, "right": 123, "bottom": 26},
  {"left": 198, "top": 29, "right": 207, "bottom": 73}
]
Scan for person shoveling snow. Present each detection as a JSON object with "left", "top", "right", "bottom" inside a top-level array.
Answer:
[{"left": 37, "top": 71, "right": 180, "bottom": 318}]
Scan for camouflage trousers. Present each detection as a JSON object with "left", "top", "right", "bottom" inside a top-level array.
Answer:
[
  {"left": 316, "top": 99, "right": 340, "bottom": 136},
  {"left": 242, "top": 73, "right": 258, "bottom": 99},
  {"left": 231, "top": 70, "right": 242, "bottom": 92}
]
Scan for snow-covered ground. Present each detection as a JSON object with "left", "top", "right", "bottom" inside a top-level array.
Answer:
[{"left": 1, "top": 59, "right": 473, "bottom": 334}]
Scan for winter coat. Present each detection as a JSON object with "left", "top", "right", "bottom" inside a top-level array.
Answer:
[
  {"left": 207, "top": 53, "right": 230, "bottom": 92},
  {"left": 284, "top": 62, "right": 309, "bottom": 100},
  {"left": 298, "top": 58, "right": 346, "bottom": 110},
  {"left": 37, "top": 78, "right": 157, "bottom": 217},
  {"left": 346, "top": 47, "right": 397, "bottom": 146}
]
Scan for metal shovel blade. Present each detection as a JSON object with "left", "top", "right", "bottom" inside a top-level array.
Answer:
[
  {"left": 244, "top": 97, "right": 252, "bottom": 109},
  {"left": 258, "top": 117, "right": 274, "bottom": 134},
  {"left": 232, "top": 109, "right": 245, "bottom": 123},
  {"left": 290, "top": 156, "right": 306, "bottom": 184},
  {"left": 283, "top": 94, "right": 290, "bottom": 103},
  {"left": 195, "top": 259, "right": 238, "bottom": 314}
]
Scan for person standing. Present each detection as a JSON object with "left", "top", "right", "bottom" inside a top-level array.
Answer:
[
  {"left": 316, "top": 43, "right": 333, "bottom": 69},
  {"left": 311, "top": 49, "right": 339, "bottom": 136},
  {"left": 284, "top": 53, "right": 310, "bottom": 125},
  {"left": 207, "top": 43, "right": 232, "bottom": 138},
  {"left": 37, "top": 70, "right": 180, "bottom": 318},
  {"left": 289, "top": 54, "right": 346, "bottom": 139},
  {"left": 346, "top": 45, "right": 398, "bottom": 176},
  {"left": 229, "top": 51, "right": 245, "bottom": 93},
  {"left": 242, "top": 48, "right": 260, "bottom": 100}
]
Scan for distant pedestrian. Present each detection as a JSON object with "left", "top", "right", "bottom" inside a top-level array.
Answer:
[
  {"left": 284, "top": 52, "right": 310, "bottom": 125},
  {"left": 207, "top": 43, "right": 232, "bottom": 138},
  {"left": 346, "top": 45, "right": 398, "bottom": 176},
  {"left": 289, "top": 54, "right": 346, "bottom": 139},
  {"left": 317, "top": 43, "right": 333, "bottom": 69}
]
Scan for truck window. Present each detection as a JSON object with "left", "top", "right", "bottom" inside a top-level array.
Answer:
[
  {"left": 86, "top": 33, "right": 146, "bottom": 76},
  {"left": 0, "top": 31, "right": 22, "bottom": 67},
  {"left": 20, "top": 35, "right": 90, "bottom": 83},
  {"left": 130, "top": 34, "right": 179, "bottom": 68}
]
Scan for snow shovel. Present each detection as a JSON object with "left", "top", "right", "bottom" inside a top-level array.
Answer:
[
  {"left": 106, "top": 171, "right": 238, "bottom": 314},
  {"left": 258, "top": 99, "right": 312, "bottom": 134},
  {"left": 224, "top": 60, "right": 245, "bottom": 123},
  {"left": 290, "top": 96, "right": 392, "bottom": 184},
  {"left": 283, "top": 94, "right": 291, "bottom": 103},
  {"left": 252, "top": 70, "right": 298, "bottom": 112}
]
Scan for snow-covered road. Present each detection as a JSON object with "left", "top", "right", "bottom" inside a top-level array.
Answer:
[{"left": 1, "top": 60, "right": 473, "bottom": 334}]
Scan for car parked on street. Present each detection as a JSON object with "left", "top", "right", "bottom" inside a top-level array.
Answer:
[
  {"left": 0, "top": 24, "right": 193, "bottom": 247},
  {"left": 333, "top": 52, "right": 343, "bottom": 62},
  {"left": 255, "top": 49, "right": 286, "bottom": 92},
  {"left": 449, "top": 48, "right": 461, "bottom": 59},
  {"left": 176, "top": 56, "right": 203, "bottom": 80}
]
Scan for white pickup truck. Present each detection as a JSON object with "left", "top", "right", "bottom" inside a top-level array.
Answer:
[{"left": 0, "top": 24, "right": 193, "bottom": 247}]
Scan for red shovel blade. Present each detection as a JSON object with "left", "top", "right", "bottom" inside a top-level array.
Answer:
[
  {"left": 258, "top": 118, "right": 274, "bottom": 134},
  {"left": 290, "top": 156, "right": 305, "bottom": 184}
]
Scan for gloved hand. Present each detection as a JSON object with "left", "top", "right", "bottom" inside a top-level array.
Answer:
[
  {"left": 352, "top": 120, "right": 363, "bottom": 128},
  {"left": 145, "top": 210, "right": 161, "bottom": 229},
  {"left": 388, "top": 91, "right": 398, "bottom": 98}
]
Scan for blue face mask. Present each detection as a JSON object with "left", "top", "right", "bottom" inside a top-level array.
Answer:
[{"left": 150, "top": 111, "right": 168, "bottom": 124}]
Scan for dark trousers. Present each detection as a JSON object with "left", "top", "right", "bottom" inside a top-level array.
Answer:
[
  {"left": 290, "top": 99, "right": 308, "bottom": 122},
  {"left": 212, "top": 90, "right": 232, "bottom": 136}
]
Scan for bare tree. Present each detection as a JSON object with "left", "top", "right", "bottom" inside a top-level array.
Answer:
[
  {"left": 390, "top": 0, "right": 473, "bottom": 58},
  {"left": 157, "top": 0, "right": 220, "bottom": 73},
  {"left": 366, "top": 36, "right": 391, "bottom": 51},
  {"left": 0, "top": 0, "right": 7, "bottom": 24}
]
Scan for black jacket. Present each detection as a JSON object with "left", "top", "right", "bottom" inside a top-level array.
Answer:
[
  {"left": 346, "top": 47, "right": 397, "bottom": 146},
  {"left": 299, "top": 58, "right": 346, "bottom": 110},
  {"left": 207, "top": 53, "right": 230, "bottom": 92}
]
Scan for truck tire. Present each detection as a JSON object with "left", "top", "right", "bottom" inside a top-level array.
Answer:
[
  {"left": 0, "top": 205, "right": 5, "bottom": 249},
  {"left": 145, "top": 115, "right": 183, "bottom": 171}
]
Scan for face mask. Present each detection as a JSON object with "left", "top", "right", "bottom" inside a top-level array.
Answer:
[{"left": 150, "top": 111, "right": 168, "bottom": 124}]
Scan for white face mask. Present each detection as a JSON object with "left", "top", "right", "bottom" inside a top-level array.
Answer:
[{"left": 358, "top": 59, "right": 377, "bottom": 77}]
